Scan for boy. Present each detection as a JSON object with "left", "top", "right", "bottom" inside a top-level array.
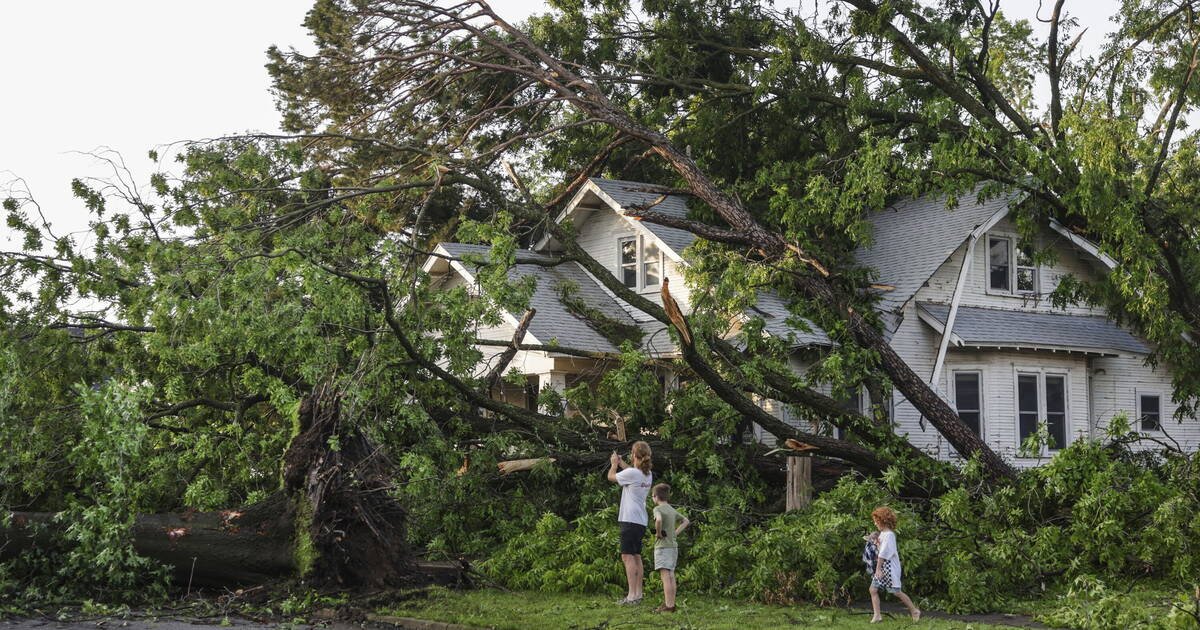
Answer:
[{"left": 650, "top": 483, "right": 689, "bottom": 613}]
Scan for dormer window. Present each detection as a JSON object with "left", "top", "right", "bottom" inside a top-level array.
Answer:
[
  {"left": 619, "top": 237, "right": 638, "bottom": 287},
  {"left": 617, "top": 235, "right": 664, "bottom": 290},
  {"left": 987, "top": 236, "right": 1038, "bottom": 295}
]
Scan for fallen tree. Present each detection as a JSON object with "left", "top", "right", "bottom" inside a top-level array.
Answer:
[{"left": 2, "top": 384, "right": 412, "bottom": 588}]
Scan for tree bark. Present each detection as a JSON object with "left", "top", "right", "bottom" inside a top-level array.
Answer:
[{"left": 2, "top": 385, "right": 415, "bottom": 589}]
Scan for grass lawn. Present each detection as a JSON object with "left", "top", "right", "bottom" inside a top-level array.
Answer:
[{"left": 383, "top": 587, "right": 1032, "bottom": 629}]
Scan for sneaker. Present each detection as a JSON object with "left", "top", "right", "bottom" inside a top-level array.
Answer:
[
  {"left": 615, "top": 597, "right": 642, "bottom": 606},
  {"left": 653, "top": 605, "right": 676, "bottom": 613}
]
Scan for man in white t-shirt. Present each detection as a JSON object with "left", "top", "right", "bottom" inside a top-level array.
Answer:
[{"left": 607, "top": 441, "right": 653, "bottom": 605}]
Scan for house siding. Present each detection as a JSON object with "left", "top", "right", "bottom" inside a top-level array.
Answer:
[
  {"left": 919, "top": 216, "right": 1107, "bottom": 316},
  {"left": 571, "top": 205, "right": 692, "bottom": 321},
  {"left": 1092, "top": 355, "right": 1200, "bottom": 452}
]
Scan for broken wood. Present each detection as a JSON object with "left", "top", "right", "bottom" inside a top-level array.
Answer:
[
  {"left": 496, "top": 457, "right": 556, "bottom": 474},
  {"left": 784, "top": 438, "right": 820, "bottom": 453}
]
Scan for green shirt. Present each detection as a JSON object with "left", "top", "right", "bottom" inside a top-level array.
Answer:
[{"left": 653, "top": 504, "right": 683, "bottom": 549}]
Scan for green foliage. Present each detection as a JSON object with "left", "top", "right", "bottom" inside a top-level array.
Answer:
[
  {"left": 481, "top": 436, "right": 1200, "bottom": 627},
  {"left": 1, "top": 382, "right": 169, "bottom": 604}
]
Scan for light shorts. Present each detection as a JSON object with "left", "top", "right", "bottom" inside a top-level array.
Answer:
[
  {"left": 654, "top": 546, "right": 678, "bottom": 571},
  {"left": 870, "top": 575, "right": 901, "bottom": 594}
]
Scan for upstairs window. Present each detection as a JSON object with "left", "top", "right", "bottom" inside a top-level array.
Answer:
[
  {"left": 988, "top": 236, "right": 1039, "bottom": 294},
  {"left": 988, "top": 237, "right": 1010, "bottom": 292},
  {"left": 617, "top": 235, "right": 664, "bottom": 291},
  {"left": 619, "top": 237, "right": 637, "bottom": 288},
  {"left": 952, "top": 371, "right": 982, "bottom": 436},
  {"left": 1139, "top": 394, "right": 1162, "bottom": 431},
  {"left": 643, "top": 240, "right": 661, "bottom": 288},
  {"left": 1016, "top": 246, "right": 1039, "bottom": 293}
]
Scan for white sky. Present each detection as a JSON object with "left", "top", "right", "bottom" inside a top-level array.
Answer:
[{"left": 0, "top": 0, "right": 1116, "bottom": 252}]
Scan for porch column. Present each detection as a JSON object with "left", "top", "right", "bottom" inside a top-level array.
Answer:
[{"left": 537, "top": 371, "right": 568, "bottom": 414}]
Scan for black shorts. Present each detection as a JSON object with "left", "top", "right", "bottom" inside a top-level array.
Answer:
[{"left": 618, "top": 521, "right": 646, "bottom": 555}]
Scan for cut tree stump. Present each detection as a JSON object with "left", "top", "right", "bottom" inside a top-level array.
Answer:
[{"left": 786, "top": 456, "right": 813, "bottom": 511}]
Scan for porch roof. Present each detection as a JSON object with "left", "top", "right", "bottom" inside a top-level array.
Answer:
[{"left": 916, "top": 302, "right": 1150, "bottom": 356}]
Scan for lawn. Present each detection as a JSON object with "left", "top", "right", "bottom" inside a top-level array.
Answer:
[{"left": 383, "top": 588, "right": 1033, "bottom": 629}]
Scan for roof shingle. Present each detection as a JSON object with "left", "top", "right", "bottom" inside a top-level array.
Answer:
[
  {"left": 439, "top": 243, "right": 637, "bottom": 353},
  {"left": 917, "top": 302, "right": 1150, "bottom": 355}
]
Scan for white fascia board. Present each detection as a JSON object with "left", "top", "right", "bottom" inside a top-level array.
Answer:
[
  {"left": 915, "top": 305, "right": 965, "bottom": 347},
  {"left": 421, "top": 243, "right": 452, "bottom": 274},
  {"left": 533, "top": 181, "right": 597, "bottom": 251},
  {"left": 444, "top": 257, "right": 545, "bottom": 347},
  {"left": 1048, "top": 219, "right": 1118, "bottom": 270},
  {"left": 588, "top": 183, "right": 688, "bottom": 265}
]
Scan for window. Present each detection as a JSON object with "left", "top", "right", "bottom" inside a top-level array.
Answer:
[
  {"left": 988, "top": 237, "right": 1010, "bottom": 291},
  {"left": 1017, "top": 371, "right": 1069, "bottom": 453},
  {"left": 643, "top": 240, "right": 661, "bottom": 288},
  {"left": 1044, "top": 374, "right": 1066, "bottom": 449},
  {"left": 1016, "top": 245, "right": 1038, "bottom": 293},
  {"left": 988, "top": 236, "right": 1039, "bottom": 294},
  {"left": 619, "top": 237, "right": 637, "bottom": 288},
  {"left": 617, "top": 235, "right": 664, "bottom": 290},
  {"left": 1017, "top": 373, "right": 1039, "bottom": 444},
  {"left": 953, "top": 372, "right": 982, "bottom": 436},
  {"left": 1139, "top": 394, "right": 1162, "bottom": 431},
  {"left": 833, "top": 389, "right": 863, "bottom": 441}
]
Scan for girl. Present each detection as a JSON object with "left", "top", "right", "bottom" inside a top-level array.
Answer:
[
  {"left": 869, "top": 506, "right": 920, "bottom": 623},
  {"left": 608, "top": 441, "right": 653, "bottom": 605}
]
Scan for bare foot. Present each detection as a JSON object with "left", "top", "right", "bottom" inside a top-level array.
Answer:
[
  {"left": 870, "top": 617, "right": 883, "bottom": 624},
  {"left": 911, "top": 609, "right": 921, "bottom": 622}
]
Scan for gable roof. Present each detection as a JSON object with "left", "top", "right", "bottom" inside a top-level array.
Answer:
[
  {"left": 917, "top": 302, "right": 1150, "bottom": 356},
  {"left": 588, "top": 178, "right": 698, "bottom": 257},
  {"left": 432, "top": 243, "right": 637, "bottom": 354},
  {"left": 534, "top": 177, "right": 829, "bottom": 348},
  {"left": 856, "top": 188, "right": 1020, "bottom": 330}
]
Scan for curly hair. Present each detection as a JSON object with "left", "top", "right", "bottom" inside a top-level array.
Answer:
[{"left": 872, "top": 506, "right": 898, "bottom": 530}]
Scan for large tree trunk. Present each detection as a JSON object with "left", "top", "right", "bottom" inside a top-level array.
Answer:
[{"left": 2, "top": 384, "right": 414, "bottom": 588}]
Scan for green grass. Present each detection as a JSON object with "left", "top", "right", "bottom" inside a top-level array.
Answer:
[{"left": 383, "top": 587, "right": 1029, "bottom": 629}]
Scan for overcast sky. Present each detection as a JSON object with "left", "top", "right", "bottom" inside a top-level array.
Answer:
[{"left": 0, "top": 0, "right": 1117, "bottom": 252}]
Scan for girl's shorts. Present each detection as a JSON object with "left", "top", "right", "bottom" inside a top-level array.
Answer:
[
  {"left": 618, "top": 521, "right": 646, "bottom": 555},
  {"left": 870, "top": 576, "right": 902, "bottom": 594}
]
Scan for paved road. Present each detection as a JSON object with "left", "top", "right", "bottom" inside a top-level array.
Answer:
[{"left": 0, "top": 618, "right": 353, "bottom": 630}]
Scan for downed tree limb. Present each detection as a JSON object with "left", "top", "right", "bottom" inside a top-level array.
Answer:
[
  {"left": 497, "top": 457, "right": 556, "bottom": 474},
  {"left": 481, "top": 308, "right": 535, "bottom": 393}
]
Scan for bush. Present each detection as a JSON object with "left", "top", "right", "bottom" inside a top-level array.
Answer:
[{"left": 481, "top": 434, "right": 1200, "bottom": 624}]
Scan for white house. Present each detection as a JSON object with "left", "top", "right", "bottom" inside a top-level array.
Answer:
[{"left": 422, "top": 178, "right": 1199, "bottom": 465}]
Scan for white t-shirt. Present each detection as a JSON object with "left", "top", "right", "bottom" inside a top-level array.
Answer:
[
  {"left": 877, "top": 530, "right": 902, "bottom": 588},
  {"left": 616, "top": 467, "right": 653, "bottom": 525}
]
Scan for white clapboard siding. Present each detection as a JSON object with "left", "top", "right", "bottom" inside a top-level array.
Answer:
[
  {"left": 919, "top": 217, "right": 1107, "bottom": 316},
  {"left": 1091, "top": 354, "right": 1200, "bottom": 453},
  {"left": 572, "top": 205, "right": 693, "bottom": 319}
]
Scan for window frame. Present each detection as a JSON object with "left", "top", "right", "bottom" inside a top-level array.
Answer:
[
  {"left": 1014, "top": 244, "right": 1039, "bottom": 294},
  {"left": 986, "top": 234, "right": 1041, "bottom": 296},
  {"left": 987, "top": 235, "right": 1012, "bottom": 293},
  {"left": 617, "top": 236, "right": 638, "bottom": 289},
  {"left": 616, "top": 235, "right": 666, "bottom": 292},
  {"left": 1013, "top": 368, "right": 1072, "bottom": 456},
  {"left": 950, "top": 370, "right": 984, "bottom": 438},
  {"left": 1137, "top": 392, "right": 1163, "bottom": 433},
  {"left": 641, "top": 238, "right": 663, "bottom": 291}
]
